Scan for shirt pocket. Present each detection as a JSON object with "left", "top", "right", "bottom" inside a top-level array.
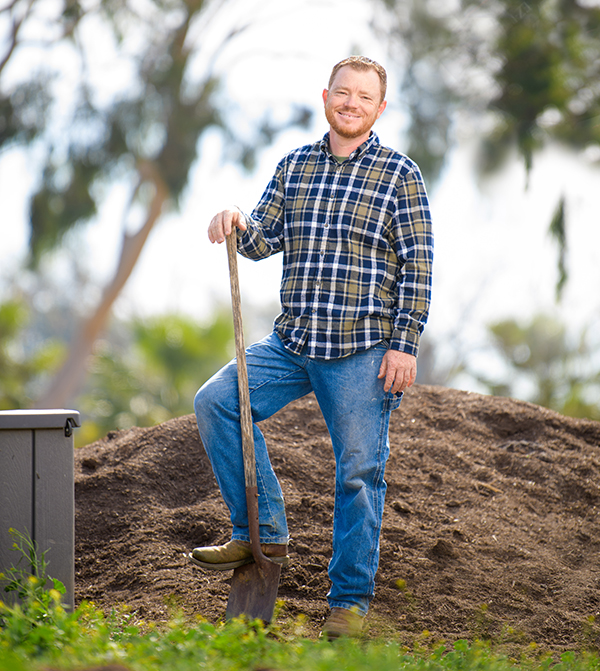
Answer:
[{"left": 338, "top": 202, "right": 392, "bottom": 256}]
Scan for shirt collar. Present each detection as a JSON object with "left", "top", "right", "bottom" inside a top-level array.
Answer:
[{"left": 319, "top": 131, "right": 379, "bottom": 161}]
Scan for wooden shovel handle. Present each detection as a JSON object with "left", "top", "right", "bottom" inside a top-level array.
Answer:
[
  {"left": 226, "top": 232, "right": 272, "bottom": 571},
  {"left": 226, "top": 232, "right": 256, "bottom": 489}
]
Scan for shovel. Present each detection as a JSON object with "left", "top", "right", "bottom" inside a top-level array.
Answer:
[{"left": 223, "top": 231, "right": 282, "bottom": 623}]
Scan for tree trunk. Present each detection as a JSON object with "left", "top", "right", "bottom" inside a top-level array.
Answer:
[{"left": 34, "top": 162, "right": 169, "bottom": 409}]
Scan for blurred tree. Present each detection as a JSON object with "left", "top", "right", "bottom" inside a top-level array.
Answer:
[
  {"left": 377, "top": 0, "right": 600, "bottom": 297},
  {"left": 0, "top": 298, "right": 64, "bottom": 409},
  {"left": 467, "top": 314, "right": 600, "bottom": 421},
  {"left": 0, "top": 291, "right": 233, "bottom": 442},
  {"left": 77, "top": 311, "right": 233, "bottom": 445},
  {"left": 0, "top": 0, "right": 310, "bottom": 408}
]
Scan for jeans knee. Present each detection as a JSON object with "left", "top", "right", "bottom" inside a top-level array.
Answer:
[
  {"left": 339, "top": 464, "right": 381, "bottom": 495},
  {"left": 194, "top": 379, "right": 223, "bottom": 426},
  {"left": 193, "top": 384, "right": 209, "bottom": 418},
  {"left": 194, "top": 372, "right": 237, "bottom": 425}
]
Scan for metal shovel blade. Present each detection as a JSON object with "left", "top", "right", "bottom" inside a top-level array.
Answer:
[{"left": 225, "top": 559, "right": 282, "bottom": 623}]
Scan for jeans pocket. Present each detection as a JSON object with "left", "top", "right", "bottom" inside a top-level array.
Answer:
[{"left": 385, "top": 391, "right": 403, "bottom": 411}]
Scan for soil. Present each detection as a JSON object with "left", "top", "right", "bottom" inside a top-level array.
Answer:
[{"left": 74, "top": 385, "right": 600, "bottom": 652}]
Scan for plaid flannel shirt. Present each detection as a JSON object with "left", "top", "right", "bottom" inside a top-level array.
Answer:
[{"left": 238, "top": 132, "right": 434, "bottom": 360}]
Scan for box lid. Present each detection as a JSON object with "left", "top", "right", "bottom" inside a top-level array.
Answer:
[{"left": 0, "top": 409, "right": 81, "bottom": 430}]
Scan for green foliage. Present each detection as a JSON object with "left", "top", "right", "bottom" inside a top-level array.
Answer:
[
  {"left": 479, "top": 0, "right": 600, "bottom": 177},
  {"left": 76, "top": 311, "right": 234, "bottom": 445},
  {"left": 22, "top": 0, "right": 224, "bottom": 267},
  {"left": 380, "top": 0, "right": 600, "bottom": 183},
  {"left": 0, "top": 78, "right": 52, "bottom": 147},
  {"left": 378, "top": 1, "right": 598, "bottom": 300},
  {"left": 0, "top": 529, "right": 68, "bottom": 655},
  {"left": 29, "top": 158, "right": 100, "bottom": 266},
  {"left": 133, "top": 312, "right": 233, "bottom": 397},
  {"left": 0, "top": 298, "right": 64, "bottom": 410},
  {"left": 2, "top": 530, "right": 600, "bottom": 669},
  {"left": 548, "top": 196, "right": 567, "bottom": 301},
  {"left": 1, "top": 0, "right": 311, "bottom": 270},
  {"left": 1, "top": 529, "right": 63, "bottom": 600},
  {"left": 1, "top": 0, "right": 311, "bottom": 413},
  {"left": 472, "top": 314, "right": 600, "bottom": 421},
  {"left": 0, "top": 295, "right": 233, "bottom": 443},
  {"left": 380, "top": 1, "right": 458, "bottom": 183}
]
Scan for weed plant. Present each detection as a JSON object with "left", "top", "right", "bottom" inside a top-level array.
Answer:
[{"left": 2, "top": 530, "right": 600, "bottom": 671}]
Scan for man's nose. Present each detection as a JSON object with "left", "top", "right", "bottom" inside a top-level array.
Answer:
[{"left": 344, "top": 93, "right": 359, "bottom": 107}]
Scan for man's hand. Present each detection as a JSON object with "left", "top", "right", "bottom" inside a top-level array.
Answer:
[
  {"left": 208, "top": 208, "right": 247, "bottom": 244},
  {"left": 378, "top": 350, "right": 417, "bottom": 394}
]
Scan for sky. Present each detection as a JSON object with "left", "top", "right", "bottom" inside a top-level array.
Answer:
[{"left": 1, "top": 0, "right": 600, "bottom": 393}]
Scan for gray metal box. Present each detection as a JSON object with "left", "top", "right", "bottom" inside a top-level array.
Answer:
[{"left": 0, "top": 409, "right": 80, "bottom": 610}]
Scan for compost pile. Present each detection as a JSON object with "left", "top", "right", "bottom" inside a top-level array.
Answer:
[{"left": 74, "top": 385, "right": 600, "bottom": 650}]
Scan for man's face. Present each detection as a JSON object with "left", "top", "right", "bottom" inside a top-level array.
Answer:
[{"left": 323, "top": 66, "right": 387, "bottom": 141}]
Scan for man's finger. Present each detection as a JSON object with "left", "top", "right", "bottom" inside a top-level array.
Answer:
[
  {"left": 391, "top": 369, "right": 406, "bottom": 394},
  {"left": 208, "top": 209, "right": 244, "bottom": 244}
]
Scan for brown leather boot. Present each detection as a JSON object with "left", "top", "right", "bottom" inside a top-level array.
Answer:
[
  {"left": 320, "top": 607, "right": 365, "bottom": 639},
  {"left": 189, "top": 539, "right": 289, "bottom": 571}
]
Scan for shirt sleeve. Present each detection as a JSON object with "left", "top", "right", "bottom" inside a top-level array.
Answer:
[
  {"left": 236, "top": 162, "right": 287, "bottom": 260},
  {"left": 388, "top": 164, "right": 434, "bottom": 357}
]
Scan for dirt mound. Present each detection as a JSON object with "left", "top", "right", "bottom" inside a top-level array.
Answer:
[{"left": 74, "top": 385, "right": 600, "bottom": 650}]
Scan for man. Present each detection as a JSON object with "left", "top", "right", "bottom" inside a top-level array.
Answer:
[{"left": 190, "top": 56, "right": 433, "bottom": 638}]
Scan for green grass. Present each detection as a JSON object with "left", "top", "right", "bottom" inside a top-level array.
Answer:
[{"left": 2, "top": 530, "right": 600, "bottom": 671}]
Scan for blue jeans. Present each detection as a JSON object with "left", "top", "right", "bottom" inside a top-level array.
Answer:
[{"left": 194, "top": 331, "right": 402, "bottom": 615}]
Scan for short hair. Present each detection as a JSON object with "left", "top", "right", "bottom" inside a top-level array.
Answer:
[{"left": 328, "top": 56, "right": 387, "bottom": 103}]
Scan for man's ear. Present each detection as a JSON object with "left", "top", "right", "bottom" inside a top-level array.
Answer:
[
  {"left": 322, "top": 89, "right": 329, "bottom": 105},
  {"left": 376, "top": 100, "right": 387, "bottom": 120}
]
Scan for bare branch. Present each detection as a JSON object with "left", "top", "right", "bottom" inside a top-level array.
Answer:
[{"left": 0, "top": 0, "right": 35, "bottom": 75}]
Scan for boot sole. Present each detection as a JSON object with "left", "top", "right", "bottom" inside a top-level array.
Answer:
[{"left": 188, "top": 552, "right": 290, "bottom": 571}]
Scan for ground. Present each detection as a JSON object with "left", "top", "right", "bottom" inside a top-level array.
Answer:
[{"left": 74, "top": 385, "right": 600, "bottom": 652}]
